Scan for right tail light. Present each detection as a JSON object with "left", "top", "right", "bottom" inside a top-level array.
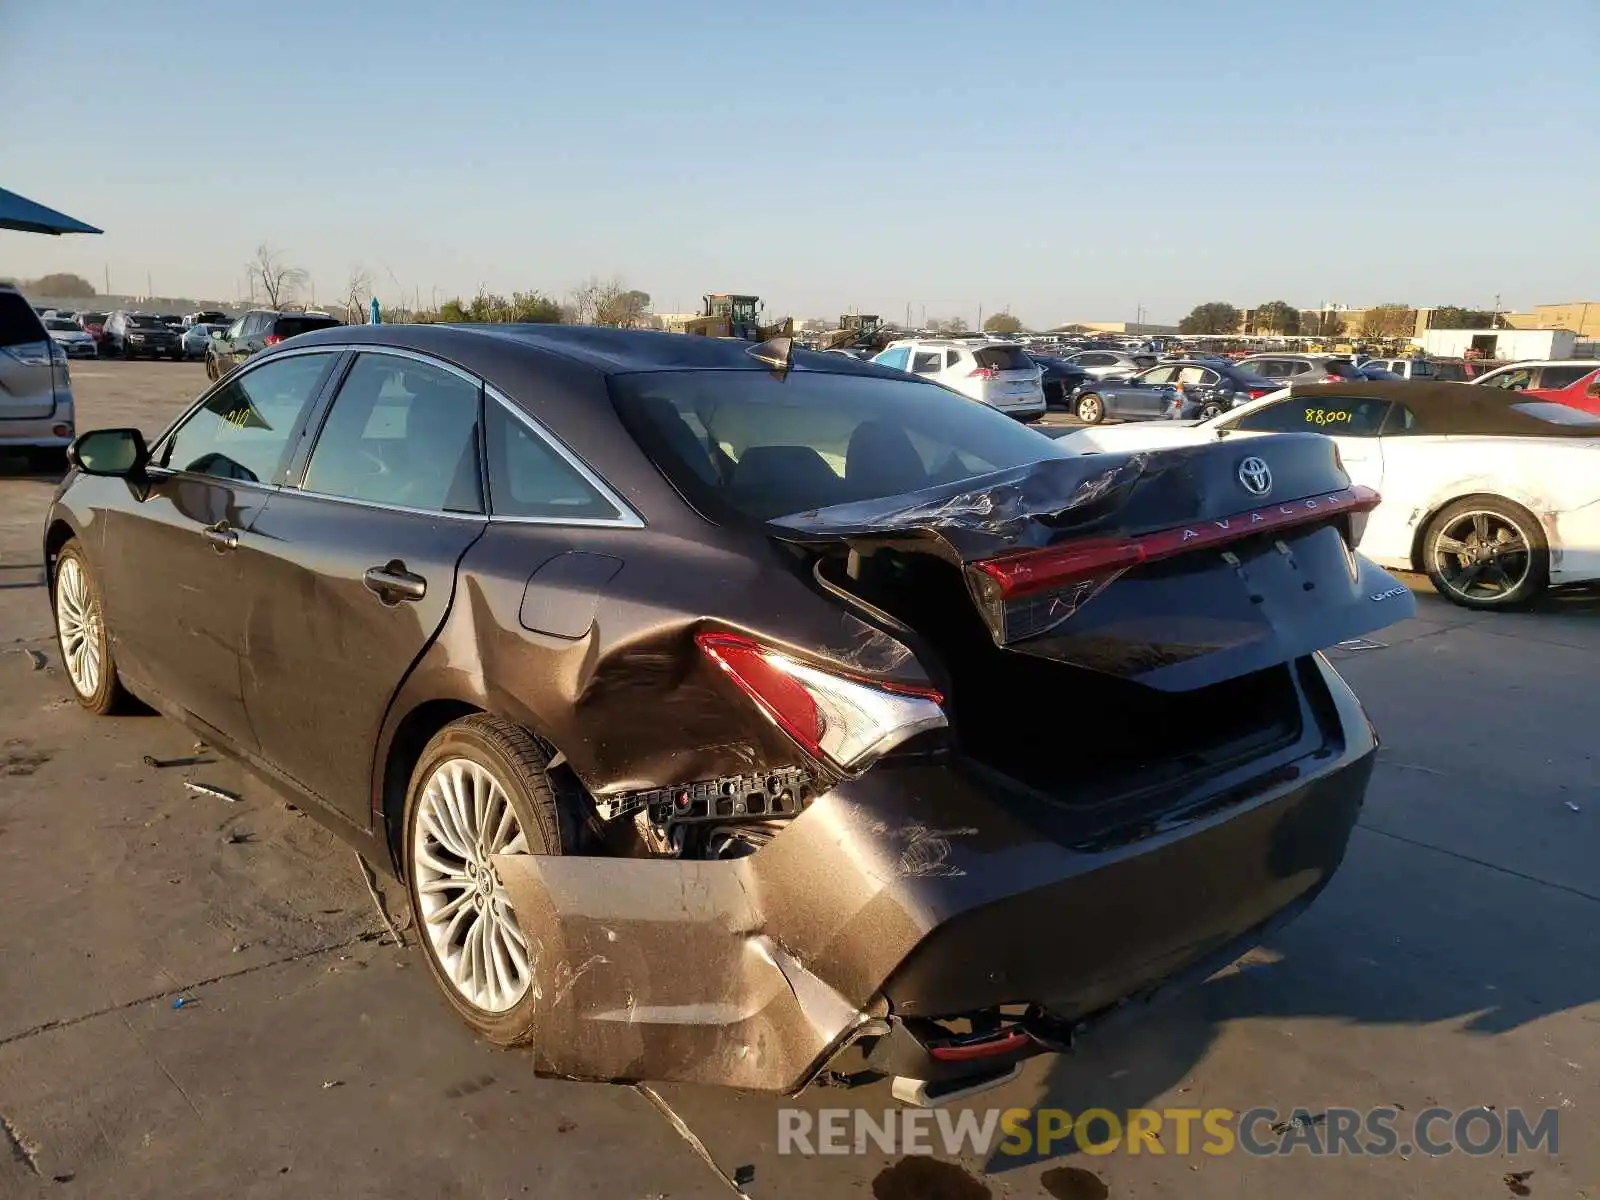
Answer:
[{"left": 697, "top": 632, "right": 945, "bottom": 772}]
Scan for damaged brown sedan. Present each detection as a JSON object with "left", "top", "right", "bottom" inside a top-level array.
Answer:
[{"left": 44, "top": 325, "right": 1413, "bottom": 1102}]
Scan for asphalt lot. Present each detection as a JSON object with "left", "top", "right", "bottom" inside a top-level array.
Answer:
[{"left": 0, "top": 361, "right": 1595, "bottom": 1199}]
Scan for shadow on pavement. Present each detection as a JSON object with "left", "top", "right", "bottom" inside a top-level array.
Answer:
[{"left": 984, "top": 812, "right": 1600, "bottom": 1173}]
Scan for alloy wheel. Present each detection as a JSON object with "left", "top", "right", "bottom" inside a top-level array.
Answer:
[
  {"left": 1431, "top": 509, "right": 1532, "bottom": 603},
  {"left": 412, "top": 758, "right": 533, "bottom": 1013},
  {"left": 55, "top": 556, "right": 102, "bottom": 698}
]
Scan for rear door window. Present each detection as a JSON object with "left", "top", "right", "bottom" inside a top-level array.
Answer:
[
  {"left": 303, "top": 352, "right": 483, "bottom": 513},
  {"left": 0, "top": 293, "right": 51, "bottom": 348},
  {"left": 910, "top": 351, "right": 942, "bottom": 375},
  {"left": 162, "top": 353, "right": 337, "bottom": 483},
  {"left": 944, "top": 349, "right": 962, "bottom": 369}
]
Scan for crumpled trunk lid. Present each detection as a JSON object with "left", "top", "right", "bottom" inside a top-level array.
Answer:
[{"left": 770, "top": 433, "right": 1414, "bottom": 691}]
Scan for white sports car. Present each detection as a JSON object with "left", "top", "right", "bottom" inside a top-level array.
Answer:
[{"left": 1054, "top": 381, "right": 1600, "bottom": 610}]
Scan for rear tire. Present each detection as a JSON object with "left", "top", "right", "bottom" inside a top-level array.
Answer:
[
  {"left": 1199, "top": 401, "right": 1226, "bottom": 420},
  {"left": 205, "top": 353, "right": 218, "bottom": 381},
  {"left": 404, "top": 714, "right": 564, "bottom": 1047},
  {"left": 1076, "top": 393, "right": 1105, "bottom": 424},
  {"left": 52, "top": 541, "right": 132, "bottom": 715},
  {"left": 1423, "top": 497, "right": 1548, "bottom": 611}
]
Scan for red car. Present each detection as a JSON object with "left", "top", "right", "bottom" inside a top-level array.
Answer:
[{"left": 1528, "top": 364, "right": 1600, "bottom": 414}]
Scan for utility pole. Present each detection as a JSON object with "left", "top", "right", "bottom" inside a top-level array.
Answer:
[
  {"left": 146, "top": 270, "right": 152, "bottom": 300},
  {"left": 103, "top": 264, "right": 109, "bottom": 296},
  {"left": 978, "top": 303, "right": 984, "bottom": 332}
]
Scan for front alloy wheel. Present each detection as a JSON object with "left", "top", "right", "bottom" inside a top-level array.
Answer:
[
  {"left": 1076, "top": 393, "right": 1104, "bottom": 424},
  {"left": 52, "top": 542, "right": 130, "bottom": 714}
]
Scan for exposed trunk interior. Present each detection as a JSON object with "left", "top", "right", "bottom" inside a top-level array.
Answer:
[{"left": 817, "top": 549, "right": 1304, "bottom": 828}]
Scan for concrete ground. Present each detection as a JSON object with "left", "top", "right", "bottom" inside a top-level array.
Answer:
[{"left": 0, "top": 362, "right": 1594, "bottom": 1199}]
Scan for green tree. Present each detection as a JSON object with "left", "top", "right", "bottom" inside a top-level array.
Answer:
[
  {"left": 1252, "top": 300, "right": 1300, "bottom": 335},
  {"left": 436, "top": 287, "right": 563, "bottom": 324},
  {"left": 928, "top": 315, "right": 969, "bottom": 335},
  {"left": 983, "top": 312, "right": 1024, "bottom": 334},
  {"left": 1361, "top": 303, "right": 1417, "bottom": 339},
  {"left": 1178, "top": 302, "right": 1241, "bottom": 335},
  {"left": 25, "top": 272, "right": 95, "bottom": 298},
  {"left": 1427, "top": 306, "right": 1493, "bottom": 329}
]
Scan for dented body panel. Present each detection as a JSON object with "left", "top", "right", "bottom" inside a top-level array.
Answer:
[{"left": 495, "top": 653, "right": 1375, "bottom": 1091}]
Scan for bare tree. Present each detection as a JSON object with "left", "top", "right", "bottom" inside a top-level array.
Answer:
[
  {"left": 568, "top": 275, "right": 652, "bottom": 327},
  {"left": 248, "top": 243, "right": 308, "bottom": 309},
  {"left": 342, "top": 266, "right": 373, "bottom": 325}
]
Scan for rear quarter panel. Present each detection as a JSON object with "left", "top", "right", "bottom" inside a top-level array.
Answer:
[{"left": 1367, "top": 436, "right": 1600, "bottom": 570}]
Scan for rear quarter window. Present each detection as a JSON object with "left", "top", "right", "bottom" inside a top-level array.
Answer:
[
  {"left": 0, "top": 293, "right": 50, "bottom": 348},
  {"left": 1509, "top": 402, "right": 1600, "bottom": 427}
]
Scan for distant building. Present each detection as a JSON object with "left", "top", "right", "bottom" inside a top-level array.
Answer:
[
  {"left": 1054, "top": 320, "right": 1178, "bottom": 335},
  {"left": 1502, "top": 301, "right": 1600, "bottom": 339}
]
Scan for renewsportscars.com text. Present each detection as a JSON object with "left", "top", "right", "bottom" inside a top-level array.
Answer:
[{"left": 777, "top": 1105, "right": 1559, "bottom": 1158}]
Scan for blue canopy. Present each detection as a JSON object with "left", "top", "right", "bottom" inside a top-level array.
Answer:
[{"left": 0, "top": 188, "right": 102, "bottom": 235}]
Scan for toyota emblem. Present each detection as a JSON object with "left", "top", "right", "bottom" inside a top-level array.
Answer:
[{"left": 1238, "top": 456, "right": 1272, "bottom": 497}]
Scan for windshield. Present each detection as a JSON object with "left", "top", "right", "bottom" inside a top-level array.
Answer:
[
  {"left": 274, "top": 315, "right": 341, "bottom": 337},
  {"left": 80, "top": 312, "right": 106, "bottom": 324},
  {"left": 127, "top": 314, "right": 168, "bottom": 328},
  {"left": 46, "top": 319, "right": 80, "bottom": 331},
  {"left": 609, "top": 368, "right": 1071, "bottom": 523}
]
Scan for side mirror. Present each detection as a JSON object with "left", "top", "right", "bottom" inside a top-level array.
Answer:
[{"left": 67, "top": 428, "right": 149, "bottom": 477}]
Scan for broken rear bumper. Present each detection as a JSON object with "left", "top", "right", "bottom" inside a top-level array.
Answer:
[{"left": 495, "top": 654, "right": 1375, "bottom": 1093}]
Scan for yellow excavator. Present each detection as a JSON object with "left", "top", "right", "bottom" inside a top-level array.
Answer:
[{"left": 682, "top": 294, "right": 793, "bottom": 341}]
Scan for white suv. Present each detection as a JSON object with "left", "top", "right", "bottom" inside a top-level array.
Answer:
[{"left": 872, "top": 339, "right": 1045, "bottom": 418}]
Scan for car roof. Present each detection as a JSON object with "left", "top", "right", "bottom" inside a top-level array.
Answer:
[
  {"left": 287, "top": 322, "right": 901, "bottom": 379},
  {"left": 1283, "top": 380, "right": 1600, "bottom": 437}
]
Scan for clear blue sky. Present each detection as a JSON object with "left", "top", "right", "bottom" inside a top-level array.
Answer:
[{"left": 2, "top": 0, "right": 1596, "bottom": 326}]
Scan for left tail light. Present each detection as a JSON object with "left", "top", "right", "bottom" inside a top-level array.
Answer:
[
  {"left": 696, "top": 631, "right": 945, "bottom": 772},
  {"left": 968, "top": 366, "right": 998, "bottom": 379},
  {"left": 264, "top": 334, "right": 283, "bottom": 346}
]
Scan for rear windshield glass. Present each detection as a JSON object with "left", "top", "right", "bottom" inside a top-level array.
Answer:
[
  {"left": 79, "top": 312, "right": 106, "bottom": 324},
  {"left": 1509, "top": 402, "right": 1600, "bottom": 427},
  {"left": 274, "top": 316, "right": 341, "bottom": 337},
  {"left": 46, "top": 318, "right": 80, "bottom": 331},
  {"left": 1327, "top": 360, "right": 1363, "bottom": 379},
  {"left": 127, "top": 314, "right": 168, "bottom": 328},
  {"left": 0, "top": 293, "right": 48, "bottom": 348},
  {"left": 973, "top": 346, "right": 1034, "bottom": 371},
  {"left": 1133, "top": 355, "right": 1158, "bottom": 368},
  {"left": 609, "top": 369, "right": 1070, "bottom": 523}
]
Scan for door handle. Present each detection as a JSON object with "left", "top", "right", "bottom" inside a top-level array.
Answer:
[
  {"left": 363, "top": 562, "right": 427, "bottom": 604},
  {"left": 202, "top": 523, "right": 238, "bottom": 551}
]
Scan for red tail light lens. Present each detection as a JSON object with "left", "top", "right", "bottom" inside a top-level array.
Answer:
[
  {"left": 968, "top": 366, "right": 998, "bottom": 379},
  {"left": 1247, "top": 389, "right": 1269, "bottom": 399},
  {"left": 1321, "top": 374, "right": 1343, "bottom": 383},
  {"left": 696, "top": 632, "right": 945, "bottom": 771},
  {"left": 973, "top": 485, "right": 1382, "bottom": 601},
  {"left": 264, "top": 334, "right": 283, "bottom": 346}
]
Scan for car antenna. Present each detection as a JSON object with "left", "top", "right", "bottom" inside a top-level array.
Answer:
[{"left": 746, "top": 335, "right": 794, "bottom": 378}]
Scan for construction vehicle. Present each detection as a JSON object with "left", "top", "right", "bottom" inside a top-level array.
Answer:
[
  {"left": 819, "top": 313, "right": 890, "bottom": 353},
  {"left": 681, "top": 293, "right": 793, "bottom": 341}
]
